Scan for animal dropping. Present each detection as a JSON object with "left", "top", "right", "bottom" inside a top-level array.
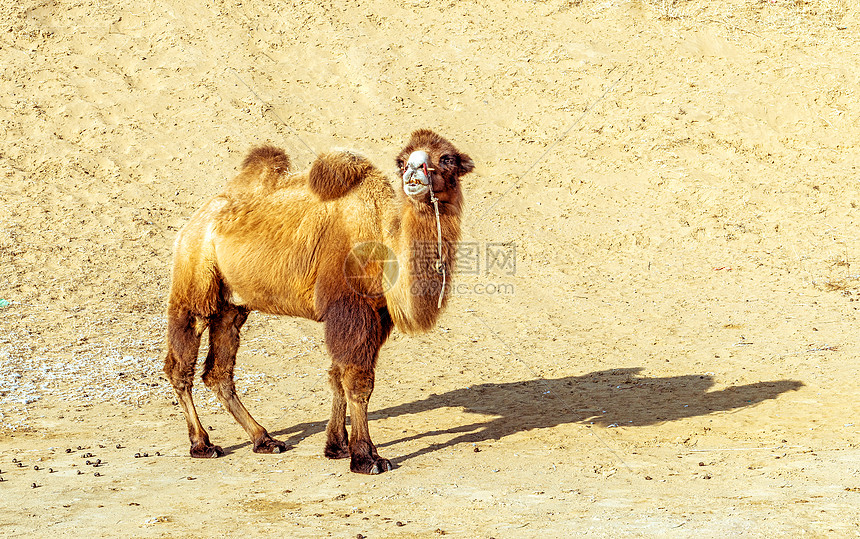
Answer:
[{"left": 163, "top": 130, "right": 473, "bottom": 474}]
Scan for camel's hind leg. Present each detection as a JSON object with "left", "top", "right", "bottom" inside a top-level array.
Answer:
[
  {"left": 324, "top": 301, "right": 393, "bottom": 474},
  {"left": 164, "top": 307, "right": 223, "bottom": 458},
  {"left": 202, "top": 304, "right": 287, "bottom": 454}
]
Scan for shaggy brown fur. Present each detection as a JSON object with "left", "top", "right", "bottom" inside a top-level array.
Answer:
[
  {"left": 308, "top": 150, "right": 373, "bottom": 201},
  {"left": 225, "top": 145, "right": 293, "bottom": 195},
  {"left": 163, "top": 129, "right": 473, "bottom": 474}
]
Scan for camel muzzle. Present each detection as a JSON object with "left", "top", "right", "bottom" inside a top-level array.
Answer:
[{"left": 402, "top": 150, "right": 432, "bottom": 197}]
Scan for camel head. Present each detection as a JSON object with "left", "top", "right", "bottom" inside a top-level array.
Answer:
[{"left": 396, "top": 129, "right": 474, "bottom": 204}]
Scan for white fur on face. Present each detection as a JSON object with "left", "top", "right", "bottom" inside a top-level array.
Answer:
[{"left": 402, "top": 150, "right": 431, "bottom": 197}]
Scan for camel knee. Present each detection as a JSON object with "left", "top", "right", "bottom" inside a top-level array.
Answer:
[
  {"left": 202, "top": 366, "right": 234, "bottom": 393},
  {"left": 164, "top": 353, "right": 193, "bottom": 392},
  {"left": 203, "top": 376, "right": 239, "bottom": 407},
  {"left": 328, "top": 365, "right": 345, "bottom": 391},
  {"left": 164, "top": 336, "right": 200, "bottom": 386},
  {"left": 201, "top": 347, "right": 237, "bottom": 396},
  {"left": 342, "top": 368, "right": 374, "bottom": 402}
]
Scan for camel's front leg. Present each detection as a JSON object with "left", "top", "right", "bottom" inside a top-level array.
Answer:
[
  {"left": 323, "top": 300, "right": 393, "bottom": 474},
  {"left": 343, "top": 366, "right": 391, "bottom": 474}
]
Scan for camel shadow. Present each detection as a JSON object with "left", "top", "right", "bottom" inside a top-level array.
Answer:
[{"left": 252, "top": 368, "right": 802, "bottom": 464}]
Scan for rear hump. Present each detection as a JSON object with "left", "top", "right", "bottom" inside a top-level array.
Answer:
[{"left": 227, "top": 145, "right": 292, "bottom": 193}]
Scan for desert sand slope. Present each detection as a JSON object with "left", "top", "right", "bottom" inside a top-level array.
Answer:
[{"left": 1, "top": 0, "right": 859, "bottom": 536}]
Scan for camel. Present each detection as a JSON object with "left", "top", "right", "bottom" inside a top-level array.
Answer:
[{"left": 163, "top": 129, "right": 474, "bottom": 474}]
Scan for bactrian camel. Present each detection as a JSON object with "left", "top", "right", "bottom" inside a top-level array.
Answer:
[{"left": 164, "top": 130, "right": 473, "bottom": 473}]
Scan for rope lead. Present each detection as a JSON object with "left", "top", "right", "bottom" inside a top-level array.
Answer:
[{"left": 428, "top": 186, "right": 446, "bottom": 309}]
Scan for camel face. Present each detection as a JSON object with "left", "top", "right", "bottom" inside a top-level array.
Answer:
[
  {"left": 396, "top": 130, "right": 474, "bottom": 204},
  {"left": 402, "top": 150, "right": 432, "bottom": 198}
]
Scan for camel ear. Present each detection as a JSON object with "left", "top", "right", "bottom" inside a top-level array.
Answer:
[{"left": 458, "top": 153, "right": 475, "bottom": 175}]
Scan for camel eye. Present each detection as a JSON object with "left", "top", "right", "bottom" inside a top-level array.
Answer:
[{"left": 439, "top": 155, "right": 456, "bottom": 167}]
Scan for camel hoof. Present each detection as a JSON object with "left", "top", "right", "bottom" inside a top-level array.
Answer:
[
  {"left": 324, "top": 443, "right": 350, "bottom": 460},
  {"left": 370, "top": 458, "right": 393, "bottom": 475},
  {"left": 190, "top": 443, "right": 223, "bottom": 458},
  {"left": 351, "top": 457, "right": 393, "bottom": 474},
  {"left": 253, "top": 436, "right": 288, "bottom": 454}
]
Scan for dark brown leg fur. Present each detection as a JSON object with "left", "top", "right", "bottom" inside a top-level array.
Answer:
[
  {"left": 202, "top": 304, "right": 287, "bottom": 454},
  {"left": 164, "top": 307, "right": 223, "bottom": 458},
  {"left": 323, "top": 301, "right": 393, "bottom": 474},
  {"left": 324, "top": 364, "right": 350, "bottom": 459}
]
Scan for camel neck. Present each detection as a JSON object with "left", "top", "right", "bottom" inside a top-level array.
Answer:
[{"left": 383, "top": 192, "right": 462, "bottom": 334}]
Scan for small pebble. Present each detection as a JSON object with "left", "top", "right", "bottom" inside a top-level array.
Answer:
[
  {"left": 94, "top": 472, "right": 101, "bottom": 477},
  {"left": 31, "top": 483, "right": 38, "bottom": 489},
  {"left": 65, "top": 448, "right": 72, "bottom": 453}
]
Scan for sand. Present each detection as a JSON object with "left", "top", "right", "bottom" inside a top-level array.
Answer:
[{"left": 1, "top": 0, "right": 859, "bottom": 536}]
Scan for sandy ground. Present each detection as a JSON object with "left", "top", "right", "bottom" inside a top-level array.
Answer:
[{"left": 2, "top": 0, "right": 860, "bottom": 536}]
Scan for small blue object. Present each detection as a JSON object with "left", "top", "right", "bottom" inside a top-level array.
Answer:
[{"left": 0, "top": 299, "right": 9, "bottom": 308}]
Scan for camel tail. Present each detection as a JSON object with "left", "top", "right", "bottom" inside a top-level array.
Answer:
[
  {"left": 308, "top": 150, "right": 374, "bottom": 201},
  {"left": 227, "top": 145, "right": 292, "bottom": 193}
]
